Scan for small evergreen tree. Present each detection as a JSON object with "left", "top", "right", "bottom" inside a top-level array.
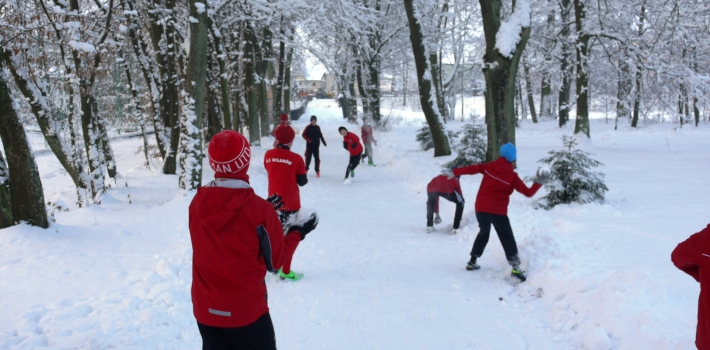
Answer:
[
  {"left": 531, "top": 137, "right": 608, "bottom": 209},
  {"left": 444, "top": 124, "right": 487, "bottom": 168},
  {"left": 416, "top": 123, "right": 458, "bottom": 151}
]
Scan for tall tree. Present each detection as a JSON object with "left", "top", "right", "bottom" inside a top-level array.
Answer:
[
  {"left": 0, "top": 61, "right": 49, "bottom": 228},
  {"left": 179, "top": 0, "right": 209, "bottom": 190},
  {"left": 478, "top": 0, "right": 531, "bottom": 161},
  {"left": 404, "top": 0, "right": 451, "bottom": 157}
]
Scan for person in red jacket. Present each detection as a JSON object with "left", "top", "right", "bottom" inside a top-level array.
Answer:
[
  {"left": 264, "top": 126, "right": 309, "bottom": 281},
  {"left": 446, "top": 142, "right": 549, "bottom": 282},
  {"left": 361, "top": 117, "right": 377, "bottom": 166},
  {"left": 426, "top": 174, "right": 464, "bottom": 234},
  {"left": 302, "top": 115, "right": 327, "bottom": 178},
  {"left": 190, "top": 130, "right": 317, "bottom": 349},
  {"left": 672, "top": 224, "right": 710, "bottom": 350},
  {"left": 270, "top": 113, "right": 290, "bottom": 147},
  {"left": 339, "top": 126, "right": 363, "bottom": 184}
]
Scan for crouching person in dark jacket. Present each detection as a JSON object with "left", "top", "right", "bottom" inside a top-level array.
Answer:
[{"left": 189, "top": 130, "right": 318, "bottom": 350}]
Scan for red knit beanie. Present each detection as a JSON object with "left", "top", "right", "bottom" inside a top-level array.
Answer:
[
  {"left": 280, "top": 113, "right": 289, "bottom": 122},
  {"left": 208, "top": 130, "right": 251, "bottom": 181},
  {"left": 275, "top": 126, "right": 295, "bottom": 145}
]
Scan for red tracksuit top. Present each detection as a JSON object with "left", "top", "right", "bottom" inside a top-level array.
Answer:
[
  {"left": 189, "top": 183, "right": 286, "bottom": 327},
  {"left": 427, "top": 175, "right": 462, "bottom": 196},
  {"left": 264, "top": 147, "right": 307, "bottom": 211},
  {"left": 453, "top": 157, "right": 541, "bottom": 215},
  {"left": 361, "top": 125, "right": 375, "bottom": 144},
  {"left": 343, "top": 132, "right": 363, "bottom": 156},
  {"left": 672, "top": 224, "right": 710, "bottom": 350}
]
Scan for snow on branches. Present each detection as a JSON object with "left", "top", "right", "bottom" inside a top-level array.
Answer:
[{"left": 495, "top": 0, "right": 531, "bottom": 58}]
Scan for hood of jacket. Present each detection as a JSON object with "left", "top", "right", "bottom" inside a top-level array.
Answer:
[{"left": 191, "top": 186, "right": 255, "bottom": 230}]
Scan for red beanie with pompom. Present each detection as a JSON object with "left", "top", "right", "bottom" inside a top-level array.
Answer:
[
  {"left": 280, "top": 113, "right": 289, "bottom": 122},
  {"left": 208, "top": 130, "right": 251, "bottom": 181},
  {"left": 275, "top": 126, "right": 295, "bottom": 145}
]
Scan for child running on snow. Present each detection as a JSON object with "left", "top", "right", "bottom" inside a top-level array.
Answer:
[
  {"left": 444, "top": 142, "right": 549, "bottom": 282},
  {"left": 190, "top": 130, "right": 317, "bottom": 349},
  {"left": 339, "top": 126, "right": 363, "bottom": 185},
  {"left": 426, "top": 173, "right": 464, "bottom": 234},
  {"left": 264, "top": 126, "right": 310, "bottom": 281},
  {"left": 361, "top": 117, "right": 377, "bottom": 166},
  {"left": 302, "top": 115, "right": 327, "bottom": 178}
]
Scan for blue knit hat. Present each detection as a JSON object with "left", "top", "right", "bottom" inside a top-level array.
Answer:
[{"left": 500, "top": 142, "right": 516, "bottom": 162}]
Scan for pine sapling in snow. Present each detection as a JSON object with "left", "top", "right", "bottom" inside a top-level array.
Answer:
[
  {"left": 444, "top": 124, "right": 486, "bottom": 168},
  {"left": 530, "top": 137, "right": 608, "bottom": 209},
  {"left": 415, "top": 123, "right": 458, "bottom": 151}
]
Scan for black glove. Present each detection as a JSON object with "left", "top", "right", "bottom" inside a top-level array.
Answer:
[
  {"left": 323, "top": 141, "right": 327, "bottom": 147},
  {"left": 350, "top": 142, "right": 357, "bottom": 149},
  {"left": 289, "top": 212, "right": 319, "bottom": 241},
  {"left": 266, "top": 194, "right": 283, "bottom": 211}
]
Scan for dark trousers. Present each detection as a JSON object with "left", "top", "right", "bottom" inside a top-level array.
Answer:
[
  {"left": 426, "top": 192, "right": 464, "bottom": 229},
  {"left": 471, "top": 212, "right": 520, "bottom": 267},
  {"left": 305, "top": 146, "right": 320, "bottom": 173},
  {"left": 198, "top": 313, "right": 276, "bottom": 350},
  {"left": 345, "top": 152, "right": 362, "bottom": 178}
]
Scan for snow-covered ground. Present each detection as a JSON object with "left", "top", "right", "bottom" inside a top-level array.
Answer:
[{"left": 1, "top": 98, "right": 707, "bottom": 349}]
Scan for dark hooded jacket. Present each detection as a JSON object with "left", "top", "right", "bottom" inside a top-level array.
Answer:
[
  {"left": 189, "top": 181, "right": 290, "bottom": 327},
  {"left": 453, "top": 157, "right": 541, "bottom": 215}
]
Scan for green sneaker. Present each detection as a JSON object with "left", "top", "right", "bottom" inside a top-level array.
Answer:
[
  {"left": 351, "top": 170, "right": 355, "bottom": 177},
  {"left": 466, "top": 258, "right": 480, "bottom": 271},
  {"left": 511, "top": 269, "right": 526, "bottom": 282},
  {"left": 368, "top": 161, "right": 376, "bottom": 167},
  {"left": 279, "top": 268, "right": 304, "bottom": 281}
]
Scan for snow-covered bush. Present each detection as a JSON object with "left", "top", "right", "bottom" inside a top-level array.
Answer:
[
  {"left": 531, "top": 137, "right": 608, "bottom": 209},
  {"left": 415, "top": 124, "right": 458, "bottom": 151},
  {"left": 444, "top": 124, "right": 486, "bottom": 168}
]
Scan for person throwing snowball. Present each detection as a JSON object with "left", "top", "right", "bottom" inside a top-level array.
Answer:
[
  {"left": 444, "top": 142, "right": 550, "bottom": 282},
  {"left": 339, "top": 126, "right": 363, "bottom": 185}
]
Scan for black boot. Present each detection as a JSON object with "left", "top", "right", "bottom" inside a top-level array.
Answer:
[{"left": 466, "top": 257, "right": 480, "bottom": 271}]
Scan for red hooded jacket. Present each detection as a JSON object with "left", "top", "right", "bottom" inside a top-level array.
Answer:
[
  {"left": 189, "top": 181, "right": 296, "bottom": 327},
  {"left": 453, "top": 157, "right": 541, "bottom": 215},
  {"left": 343, "top": 132, "right": 363, "bottom": 156},
  {"left": 672, "top": 224, "right": 710, "bottom": 350},
  {"left": 264, "top": 147, "right": 307, "bottom": 211},
  {"left": 427, "top": 175, "right": 462, "bottom": 196}
]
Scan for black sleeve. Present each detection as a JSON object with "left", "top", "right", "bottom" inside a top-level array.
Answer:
[
  {"left": 343, "top": 141, "right": 348, "bottom": 150},
  {"left": 297, "top": 174, "right": 308, "bottom": 186}
]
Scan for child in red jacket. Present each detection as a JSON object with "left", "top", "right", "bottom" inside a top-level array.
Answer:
[
  {"left": 672, "top": 224, "right": 710, "bottom": 350},
  {"left": 264, "top": 126, "right": 309, "bottom": 281},
  {"left": 190, "top": 130, "right": 317, "bottom": 349},
  {"left": 446, "top": 142, "right": 549, "bottom": 282},
  {"left": 426, "top": 174, "right": 464, "bottom": 234},
  {"left": 339, "top": 126, "right": 363, "bottom": 185}
]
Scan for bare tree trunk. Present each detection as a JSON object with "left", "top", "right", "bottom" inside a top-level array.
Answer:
[
  {"left": 244, "top": 23, "right": 261, "bottom": 145},
  {"left": 179, "top": 0, "right": 208, "bottom": 190},
  {"left": 0, "top": 66, "right": 49, "bottom": 228},
  {"left": 274, "top": 17, "right": 287, "bottom": 120},
  {"left": 0, "top": 151, "right": 12, "bottom": 229},
  {"left": 284, "top": 46, "right": 293, "bottom": 115},
  {"left": 208, "top": 15, "right": 232, "bottom": 131},
  {"left": 558, "top": 0, "right": 572, "bottom": 127},
  {"left": 118, "top": 47, "right": 151, "bottom": 169},
  {"left": 523, "top": 59, "right": 538, "bottom": 123},
  {"left": 162, "top": 0, "right": 181, "bottom": 174},
  {"left": 258, "top": 28, "right": 273, "bottom": 137},
  {"left": 573, "top": 0, "right": 590, "bottom": 138},
  {"left": 478, "top": 0, "right": 530, "bottom": 161},
  {"left": 404, "top": 0, "right": 451, "bottom": 157}
]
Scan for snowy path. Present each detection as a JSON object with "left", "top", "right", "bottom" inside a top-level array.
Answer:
[
  {"left": 263, "top": 112, "right": 571, "bottom": 349},
  {"left": 0, "top": 98, "right": 706, "bottom": 349}
]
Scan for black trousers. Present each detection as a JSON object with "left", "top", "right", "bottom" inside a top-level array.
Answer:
[
  {"left": 305, "top": 146, "right": 320, "bottom": 173},
  {"left": 426, "top": 192, "right": 464, "bottom": 229},
  {"left": 470, "top": 212, "right": 520, "bottom": 267},
  {"left": 198, "top": 313, "right": 276, "bottom": 350},
  {"left": 344, "top": 152, "right": 362, "bottom": 178}
]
